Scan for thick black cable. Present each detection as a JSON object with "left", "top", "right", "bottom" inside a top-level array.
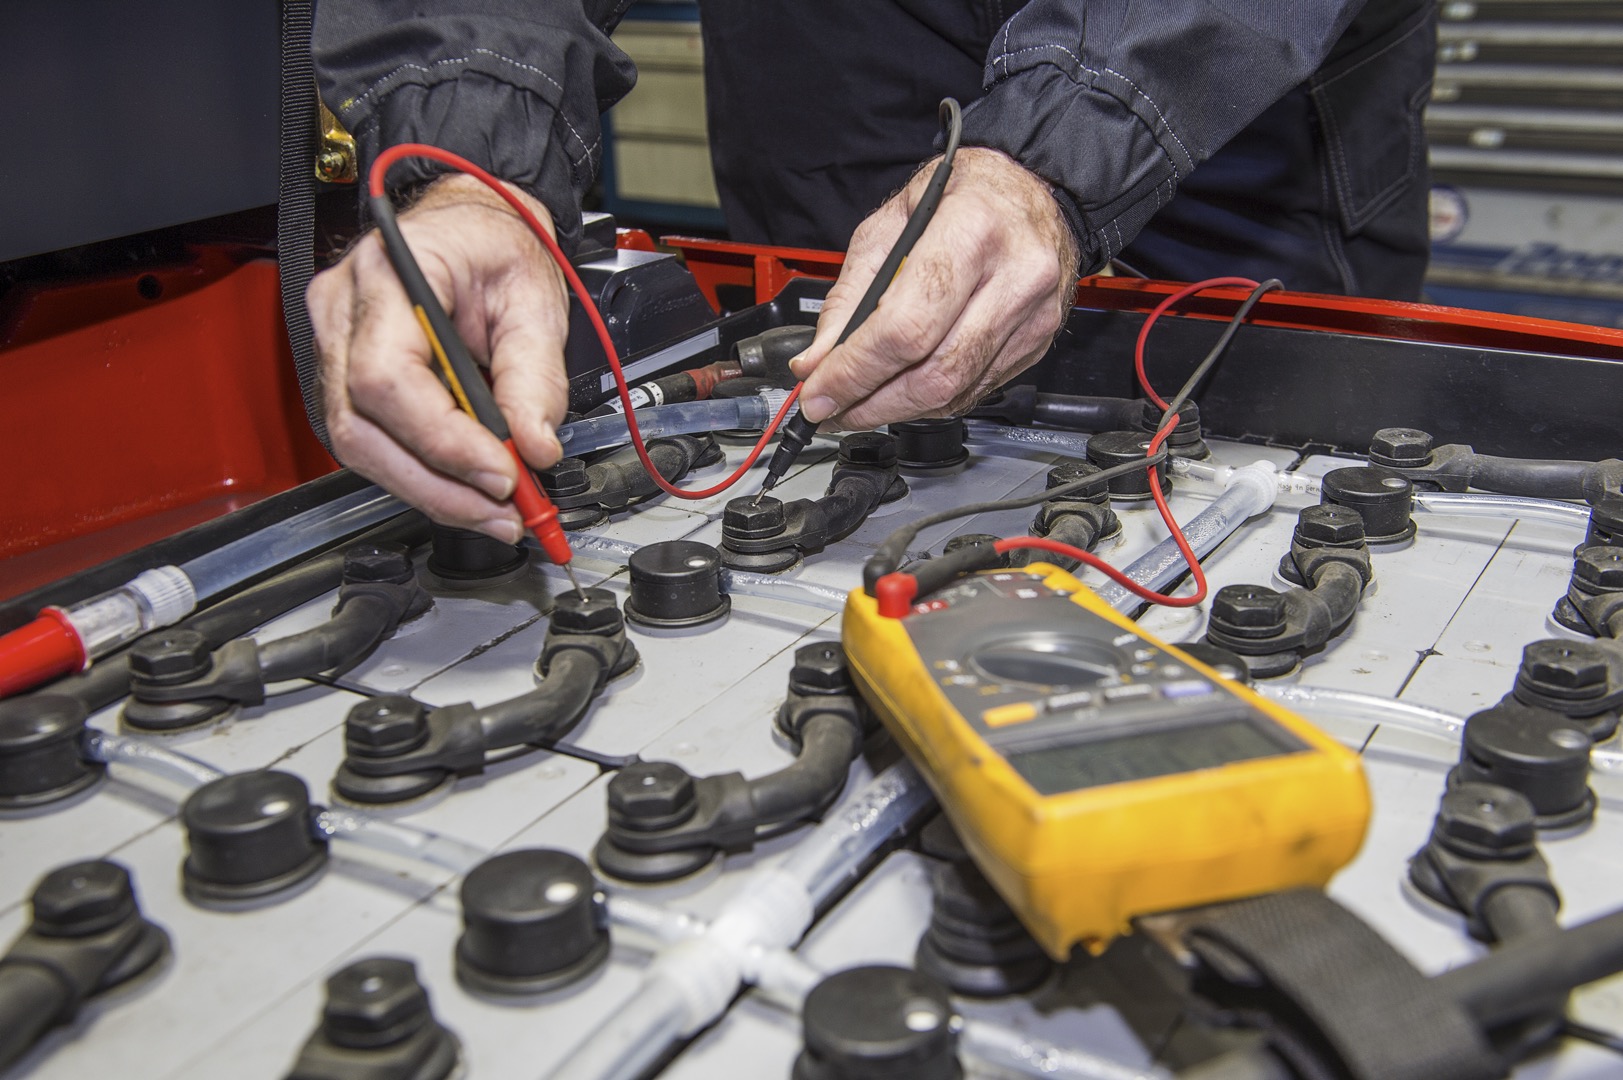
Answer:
[{"left": 277, "top": 0, "right": 329, "bottom": 451}]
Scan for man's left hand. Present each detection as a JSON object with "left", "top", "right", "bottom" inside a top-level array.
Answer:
[{"left": 789, "top": 147, "right": 1080, "bottom": 430}]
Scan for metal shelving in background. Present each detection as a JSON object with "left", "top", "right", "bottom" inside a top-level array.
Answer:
[{"left": 1426, "top": 0, "right": 1623, "bottom": 327}]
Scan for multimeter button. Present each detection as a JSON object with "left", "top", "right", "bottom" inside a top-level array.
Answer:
[
  {"left": 1161, "top": 680, "right": 1215, "bottom": 699},
  {"left": 1132, "top": 648, "right": 1156, "bottom": 662},
  {"left": 1102, "top": 684, "right": 1155, "bottom": 703},
  {"left": 1043, "top": 690, "right": 1096, "bottom": 712},
  {"left": 1130, "top": 663, "right": 1156, "bottom": 676},
  {"left": 981, "top": 703, "right": 1039, "bottom": 727}
]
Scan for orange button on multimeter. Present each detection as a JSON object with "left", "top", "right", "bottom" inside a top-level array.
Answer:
[{"left": 843, "top": 563, "right": 1371, "bottom": 958}]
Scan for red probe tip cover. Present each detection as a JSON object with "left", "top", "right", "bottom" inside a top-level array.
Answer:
[{"left": 0, "top": 608, "right": 87, "bottom": 698}]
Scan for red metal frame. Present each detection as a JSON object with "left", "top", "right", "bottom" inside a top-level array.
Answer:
[
  {"left": 662, "top": 235, "right": 1623, "bottom": 361},
  {"left": 0, "top": 246, "right": 336, "bottom": 599}
]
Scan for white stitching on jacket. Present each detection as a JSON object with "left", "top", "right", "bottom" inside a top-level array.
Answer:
[{"left": 343, "top": 50, "right": 599, "bottom": 169}]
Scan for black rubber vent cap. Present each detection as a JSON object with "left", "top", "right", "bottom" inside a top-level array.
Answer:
[
  {"left": 181, "top": 770, "right": 328, "bottom": 907},
  {"left": 1321, "top": 466, "right": 1416, "bottom": 543},
  {"left": 794, "top": 965, "right": 961, "bottom": 1080},
  {"left": 0, "top": 694, "right": 102, "bottom": 809},
  {"left": 624, "top": 540, "right": 731, "bottom": 630},
  {"left": 456, "top": 848, "right": 610, "bottom": 995},
  {"left": 1449, "top": 703, "right": 1596, "bottom": 830}
]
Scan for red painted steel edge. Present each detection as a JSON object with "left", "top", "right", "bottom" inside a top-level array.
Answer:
[
  {"left": 661, "top": 235, "right": 1623, "bottom": 361},
  {"left": 0, "top": 246, "right": 336, "bottom": 598}
]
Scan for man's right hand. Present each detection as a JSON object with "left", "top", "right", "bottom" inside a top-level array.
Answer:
[{"left": 307, "top": 174, "right": 571, "bottom": 543}]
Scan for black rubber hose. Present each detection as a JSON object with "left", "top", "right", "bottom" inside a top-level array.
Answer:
[
  {"left": 474, "top": 650, "right": 603, "bottom": 749},
  {"left": 1433, "top": 906, "right": 1623, "bottom": 1029},
  {"left": 1288, "top": 562, "right": 1366, "bottom": 649},
  {"left": 257, "top": 593, "right": 400, "bottom": 683},
  {"left": 594, "top": 438, "right": 704, "bottom": 505},
  {"left": 0, "top": 964, "right": 69, "bottom": 1073},
  {"left": 805, "top": 471, "right": 893, "bottom": 547},
  {"left": 745, "top": 713, "right": 863, "bottom": 824},
  {"left": 1465, "top": 455, "right": 1595, "bottom": 500},
  {"left": 1481, "top": 888, "right": 1561, "bottom": 945},
  {"left": 19, "top": 515, "right": 427, "bottom": 715},
  {"left": 1035, "top": 513, "right": 1108, "bottom": 571},
  {"left": 1032, "top": 394, "right": 1142, "bottom": 432}
]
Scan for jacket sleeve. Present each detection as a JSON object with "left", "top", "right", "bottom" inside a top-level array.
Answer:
[
  {"left": 314, "top": 0, "right": 638, "bottom": 253},
  {"left": 961, "top": 1, "right": 1370, "bottom": 273}
]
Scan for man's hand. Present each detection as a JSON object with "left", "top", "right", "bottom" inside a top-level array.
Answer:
[
  {"left": 790, "top": 147, "right": 1079, "bottom": 431},
  {"left": 307, "top": 175, "right": 570, "bottom": 543}
]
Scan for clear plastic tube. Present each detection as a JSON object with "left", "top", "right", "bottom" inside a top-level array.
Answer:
[
  {"left": 80, "top": 729, "right": 224, "bottom": 790},
  {"left": 606, "top": 895, "right": 706, "bottom": 945},
  {"left": 1094, "top": 463, "right": 1278, "bottom": 611},
  {"left": 1170, "top": 457, "right": 1323, "bottom": 498},
  {"left": 311, "top": 808, "right": 489, "bottom": 874},
  {"left": 548, "top": 977, "right": 689, "bottom": 1080},
  {"left": 1413, "top": 491, "right": 1591, "bottom": 528},
  {"left": 961, "top": 1019, "right": 1173, "bottom": 1080},
  {"left": 1255, "top": 685, "right": 1465, "bottom": 742},
  {"left": 721, "top": 569, "right": 849, "bottom": 613},
  {"left": 562, "top": 533, "right": 643, "bottom": 562},
  {"left": 546, "top": 763, "right": 932, "bottom": 1080},
  {"left": 556, "top": 393, "right": 794, "bottom": 457},
  {"left": 781, "top": 760, "right": 934, "bottom": 908},
  {"left": 964, "top": 421, "right": 1090, "bottom": 458},
  {"left": 181, "top": 485, "right": 404, "bottom": 600}
]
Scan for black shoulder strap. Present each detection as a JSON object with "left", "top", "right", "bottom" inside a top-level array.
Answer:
[
  {"left": 1186, "top": 889, "right": 1505, "bottom": 1080},
  {"left": 277, "top": 0, "right": 331, "bottom": 453}
]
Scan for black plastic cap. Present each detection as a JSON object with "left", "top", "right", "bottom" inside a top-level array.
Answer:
[
  {"left": 1368, "top": 427, "right": 1434, "bottom": 468},
  {"left": 343, "top": 543, "right": 415, "bottom": 585},
  {"left": 1430, "top": 782, "right": 1538, "bottom": 860},
  {"left": 1209, "top": 585, "right": 1288, "bottom": 639},
  {"left": 795, "top": 966, "right": 961, "bottom": 1080},
  {"left": 839, "top": 432, "right": 899, "bottom": 469},
  {"left": 345, "top": 696, "right": 431, "bottom": 759},
  {"left": 1044, "top": 460, "right": 1109, "bottom": 503},
  {"left": 181, "top": 770, "right": 328, "bottom": 906},
  {"left": 426, "top": 523, "right": 526, "bottom": 585},
  {"left": 624, "top": 540, "right": 731, "bottom": 629},
  {"left": 789, "top": 641, "right": 853, "bottom": 696},
  {"left": 916, "top": 859, "right": 1052, "bottom": 998},
  {"left": 892, "top": 419, "right": 969, "bottom": 471},
  {"left": 0, "top": 694, "right": 102, "bottom": 808},
  {"left": 290, "top": 957, "right": 461, "bottom": 1080},
  {"left": 1453, "top": 703, "right": 1595, "bottom": 829},
  {"left": 323, "top": 957, "right": 432, "bottom": 1049},
  {"left": 723, "top": 496, "right": 789, "bottom": 540},
  {"left": 1587, "top": 498, "right": 1623, "bottom": 550},
  {"left": 456, "top": 849, "right": 609, "bottom": 995},
  {"left": 549, "top": 588, "right": 625, "bottom": 636},
  {"left": 1321, "top": 467, "right": 1416, "bottom": 543},
  {"left": 1084, "top": 431, "right": 1169, "bottom": 499},
  {"left": 606, "top": 761, "right": 697, "bottom": 832},
  {"left": 31, "top": 859, "right": 139, "bottom": 937},
  {"left": 128, "top": 629, "right": 213, "bottom": 686}
]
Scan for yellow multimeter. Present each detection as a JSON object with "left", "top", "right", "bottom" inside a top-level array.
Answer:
[{"left": 843, "top": 563, "right": 1371, "bottom": 959}]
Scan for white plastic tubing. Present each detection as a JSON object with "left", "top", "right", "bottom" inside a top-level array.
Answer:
[
  {"left": 546, "top": 762, "right": 934, "bottom": 1080},
  {"left": 1094, "top": 462, "right": 1280, "bottom": 612}
]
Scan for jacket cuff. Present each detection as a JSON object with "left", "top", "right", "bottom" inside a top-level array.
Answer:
[{"left": 960, "top": 63, "right": 1186, "bottom": 275}]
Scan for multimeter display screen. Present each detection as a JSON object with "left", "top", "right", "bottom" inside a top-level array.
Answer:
[{"left": 1007, "top": 717, "right": 1302, "bottom": 795}]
